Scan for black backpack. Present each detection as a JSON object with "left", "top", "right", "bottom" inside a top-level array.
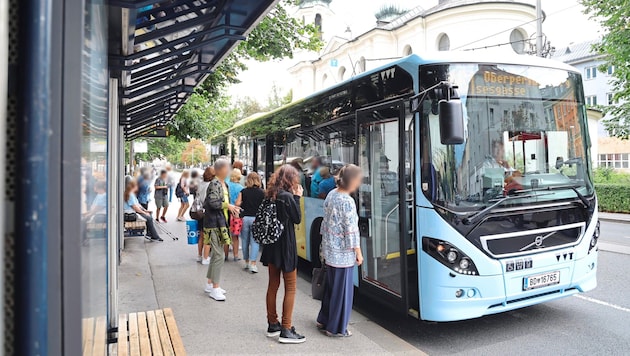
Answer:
[{"left": 252, "top": 198, "right": 284, "bottom": 245}]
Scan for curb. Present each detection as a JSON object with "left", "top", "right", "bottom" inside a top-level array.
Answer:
[{"left": 599, "top": 217, "right": 630, "bottom": 225}]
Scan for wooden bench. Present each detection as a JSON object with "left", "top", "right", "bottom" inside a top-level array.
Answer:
[
  {"left": 124, "top": 220, "right": 147, "bottom": 237},
  {"left": 117, "top": 308, "right": 185, "bottom": 356},
  {"left": 82, "top": 316, "right": 107, "bottom": 356}
]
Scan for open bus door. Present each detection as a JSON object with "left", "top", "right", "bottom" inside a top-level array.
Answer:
[{"left": 356, "top": 100, "right": 419, "bottom": 317}]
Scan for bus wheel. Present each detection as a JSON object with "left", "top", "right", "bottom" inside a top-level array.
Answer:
[{"left": 310, "top": 218, "right": 323, "bottom": 269}]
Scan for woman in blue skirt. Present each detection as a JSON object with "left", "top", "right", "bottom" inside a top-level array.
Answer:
[{"left": 317, "top": 164, "right": 364, "bottom": 337}]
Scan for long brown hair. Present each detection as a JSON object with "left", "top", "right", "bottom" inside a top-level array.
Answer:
[
  {"left": 266, "top": 164, "right": 299, "bottom": 200},
  {"left": 203, "top": 166, "right": 215, "bottom": 182},
  {"left": 124, "top": 180, "right": 137, "bottom": 202}
]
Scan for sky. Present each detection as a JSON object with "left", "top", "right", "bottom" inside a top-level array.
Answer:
[{"left": 228, "top": 0, "right": 603, "bottom": 105}]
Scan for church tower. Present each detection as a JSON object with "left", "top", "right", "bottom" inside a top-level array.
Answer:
[{"left": 294, "top": 0, "right": 340, "bottom": 43}]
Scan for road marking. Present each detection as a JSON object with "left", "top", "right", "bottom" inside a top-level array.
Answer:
[{"left": 574, "top": 295, "right": 630, "bottom": 313}]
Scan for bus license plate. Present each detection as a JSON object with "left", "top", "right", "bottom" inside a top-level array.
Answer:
[{"left": 523, "top": 271, "right": 560, "bottom": 291}]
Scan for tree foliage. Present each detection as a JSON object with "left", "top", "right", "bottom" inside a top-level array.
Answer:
[
  {"left": 169, "top": 0, "right": 323, "bottom": 141},
  {"left": 134, "top": 136, "right": 186, "bottom": 165},
  {"left": 581, "top": 0, "right": 630, "bottom": 139},
  {"left": 181, "top": 139, "right": 209, "bottom": 166}
]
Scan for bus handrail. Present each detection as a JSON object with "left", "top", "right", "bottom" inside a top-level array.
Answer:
[{"left": 383, "top": 203, "right": 400, "bottom": 258}]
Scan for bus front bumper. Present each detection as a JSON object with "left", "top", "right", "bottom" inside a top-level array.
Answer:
[{"left": 419, "top": 248, "right": 598, "bottom": 322}]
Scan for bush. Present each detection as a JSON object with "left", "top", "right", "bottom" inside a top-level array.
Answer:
[
  {"left": 593, "top": 167, "right": 630, "bottom": 184},
  {"left": 595, "top": 183, "right": 630, "bottom": 213}
]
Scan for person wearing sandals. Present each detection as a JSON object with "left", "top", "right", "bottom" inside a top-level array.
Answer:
[
  {"left": 261, "top": 165, "right": 306, "bottom": 344},
  {"left": 202, "top": 159, "right": 240, "bottom": 301},
  {"left": 316, "top": 164, "right": 363, "bottom": 337}
]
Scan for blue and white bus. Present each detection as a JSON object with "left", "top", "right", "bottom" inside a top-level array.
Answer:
[{"left": 217, "top": 53, "right": 599, "bottom": 321}]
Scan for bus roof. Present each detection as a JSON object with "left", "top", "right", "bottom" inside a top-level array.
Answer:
[{"left": 219, "top": 52, "right": 578, "bottom": 137}]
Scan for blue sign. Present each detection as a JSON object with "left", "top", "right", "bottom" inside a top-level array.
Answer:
[{"left": 330, "top": 59, "right": 338, "bottom": 67}]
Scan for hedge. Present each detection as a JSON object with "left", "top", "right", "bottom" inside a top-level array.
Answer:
[{"left": 595, "top": 184, "right": 630, "bottom": 213}]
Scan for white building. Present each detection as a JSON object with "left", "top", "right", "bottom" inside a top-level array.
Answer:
[
  {"left": 289, "top": 0, "right": 540, "bottom": 99},
  {"left": 554, "top": 40, "right": 630, "bottom": 171}
]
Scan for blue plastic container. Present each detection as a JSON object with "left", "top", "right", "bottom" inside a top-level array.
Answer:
[{"left": 186, "top": 220, "right": 199, "bottom": 245}]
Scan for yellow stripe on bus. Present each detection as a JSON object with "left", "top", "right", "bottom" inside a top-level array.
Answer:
[{"left": 385, "top": 249, "right": 416, "bottom": 260}]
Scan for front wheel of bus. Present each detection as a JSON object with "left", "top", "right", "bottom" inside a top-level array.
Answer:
[{"left": 310, "top": 219, "right": 323, "bottom": 269}]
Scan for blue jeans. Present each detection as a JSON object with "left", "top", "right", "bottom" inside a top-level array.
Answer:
[{"left": 240, "top": 216, "right": 259, "bottom": 262}]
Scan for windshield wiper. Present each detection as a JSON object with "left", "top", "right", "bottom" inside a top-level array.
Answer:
[
  {"left": 462, "top": 192, "right": 554, "bottom": 225},
  {"left": 515, "top": 185, "right": 593, "bottom": 210}
]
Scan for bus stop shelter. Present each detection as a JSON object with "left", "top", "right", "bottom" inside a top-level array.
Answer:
[{"left": 1, "top": 0, "right": 277, "bottom": 354}]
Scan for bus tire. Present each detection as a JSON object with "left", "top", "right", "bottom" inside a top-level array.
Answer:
[{"left": 310, "top": 218, "right": 323, "bottom": 269}]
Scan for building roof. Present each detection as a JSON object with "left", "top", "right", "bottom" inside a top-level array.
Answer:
[
  {"left": 552, "top": 39, "right": 602, "bottom": 64},
  {"left": 380, "top": 0, "right": 535, "bottom": 30}
]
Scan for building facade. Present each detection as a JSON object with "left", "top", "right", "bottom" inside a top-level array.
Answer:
[
  {"left": 289, "top": 0, "right": 539, "bottom": 99},
  {"left": 554, "top": 40, "right": 630, "bottom": 172}
]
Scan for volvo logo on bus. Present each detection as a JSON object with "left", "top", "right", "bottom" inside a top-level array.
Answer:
[{"left": 519, "top": 231, "right": 557, "bottom": 251}]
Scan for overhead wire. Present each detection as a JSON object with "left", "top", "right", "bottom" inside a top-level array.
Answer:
[{"left": 452, "top": 3, "right": 581, "bottom": 51}]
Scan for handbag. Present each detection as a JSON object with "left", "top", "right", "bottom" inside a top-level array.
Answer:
[
  {"left": 311, "top": 264, "right": 327, "bottom": 300},
  {"left": 230, "top": 216, "right": 243, "bottom": 236},
  {"left": 124, "top": 212, "right": 137, "bottom": 222}
]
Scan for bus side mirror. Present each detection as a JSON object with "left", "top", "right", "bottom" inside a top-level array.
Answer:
[{"left": 439, "top": 99, "right": 465, "bottom": 145}]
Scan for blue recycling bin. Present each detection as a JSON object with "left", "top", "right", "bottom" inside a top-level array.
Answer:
[{"left": 186, "top": 220, "right": 199, "bottom": 245}]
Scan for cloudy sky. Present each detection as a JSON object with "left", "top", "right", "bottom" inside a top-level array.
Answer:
[{"left": 228, "top": 0, "right": 603, "bottom": 104}]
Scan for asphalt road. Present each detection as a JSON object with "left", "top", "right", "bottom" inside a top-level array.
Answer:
[{"left": 353, "top": 220, "right": 630, "bottom": 356}]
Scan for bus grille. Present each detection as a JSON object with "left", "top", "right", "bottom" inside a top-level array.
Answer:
[{"left": 480, "top": 222, "right": 584, "bottom": 258}]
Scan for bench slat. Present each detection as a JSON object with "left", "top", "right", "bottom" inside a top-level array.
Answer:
[
  {"left": 82, "top": 318, "right": 95, "bottom": 356},
  {"left": 128, "top": 313, "right": 141, "bottom": 356},
  {"left": 118, "top": 314, "right": 128, "bottom": 356},
  {"left": 92, "top": 316, "right": 107, "bottom": 356},
  {"left": 136, "top": 312, "right": 152, "bottom": 356},
  {"left": 155, "top": 309, "right": 175, "bottom": 356},
  {"left": 163, "top": 308, "right": 186, "bottom": 356},
  {"left": 146, "top": 311, "right": 164, "bottom": 356}
]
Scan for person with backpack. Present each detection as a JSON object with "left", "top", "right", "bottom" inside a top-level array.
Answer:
[
  {"left": 176, "top": 169, "right": 190, "bottom": 221},
  {"left": 225, "top": 168, "right": 244, "bottom": 261},
  {"left": 192, "top": 166, "right": 214, "bottom": 264},
  {"left": 203, "top": 159, "right": 240, "bottom": 301},
  {"left": 259, "top": 165, "right": 306, "bottom": 344},
  {"left": 316, "top": 164, "right": 363, "bottom": 338},
  {"left": 236, "top": 172, "right": 265, "bottom": 273}
]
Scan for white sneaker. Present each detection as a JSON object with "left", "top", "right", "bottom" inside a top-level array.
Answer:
[
  {"left": 196, "top": 255, "right": 202, "bottom": 262},
  {"left": 218, "top": 287, "right": 227, "bottom": 294},
  {"left": 209, "top": 288, "right": 226, "bottom": 301},
  {"left": 250, "top": 265, "right": 258, "bottom": 273},
  {"left": 204, "top": 283, "right": 213, "bottom": 293},
  {"left": 202, "top": 257, "right": 210, "bottom": 265}
]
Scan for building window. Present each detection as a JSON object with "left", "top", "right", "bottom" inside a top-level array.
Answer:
[
  {"left": 338, "top": 66, "right": 346, "bottom": 81},
  {"left": 437, "top": 33, "right": 450, "bottom": 51},
  {"left": 402, "top": 44, "right": 412, "bottom": 56},
  {"left": 599, "top": 153, "right": 630, "bottom": 169},
  {"left": 607, "top": 93, "right": 619, "bottom": 105},
  {"left": 357, "top": 57, "right": 366, "bottom": 73},
  {"left": 585, "top": 66, "right": 597, "bottom": 80},
  {"left": 322, "top": 73, "right": 328, "bottom": 88},
  {"left": 510, "top": 29, "right": 526, "bottom": 54},
  {"left": 315, "top": 13, "right": 322, "bottom": 39},
  {"left": 607, "top": 65, "right": 615, "bottom": 75},
  {"left": 586, "top": 95, "right": 597, "bottom": 106}
]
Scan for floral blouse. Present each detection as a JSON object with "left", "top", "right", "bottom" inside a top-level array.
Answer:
[{"left": 321, "top": 189, "right": 360, "bottom": 268}]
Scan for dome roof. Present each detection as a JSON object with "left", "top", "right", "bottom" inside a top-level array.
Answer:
[{"left": 297, "top": 0, "right": 332, "bottom": 8}]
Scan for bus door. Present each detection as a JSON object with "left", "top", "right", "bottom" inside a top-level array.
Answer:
[{"left": 357, "top": 100, "right": 416, "bottom": 314}]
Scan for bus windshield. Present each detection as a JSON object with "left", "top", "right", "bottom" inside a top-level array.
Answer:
[{"left": 419, "top": 63, "right": 593, "bottom": 214}]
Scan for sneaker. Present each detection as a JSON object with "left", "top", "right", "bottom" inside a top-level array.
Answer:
[
  {"left": 208, "top": 288, "right": 226, "bottom": 301},
  {"left": 244, "top": 264, "right": 251, "bottom": 270},
  {"left": 266, "top": 322, "right": 282, "bottom": 338},
  {"left": 204, "top": 284, "right": 227, "bottom": 294},
  {"left": 161, "top": 216, "right": 167, "bottom": 223},
  {"left": 177, "top": 217, "right": 185, "bottom": 222},
  {"left": 202, "top": 257, "right": 210, "bottom": 265},
  {"left": 250, "top": 265, "right": 258, "bottom": 273},
  {"left": 279, "top": 327, "right": 306, "bottom": 344},
  {"left": 151, "top": 236, "right": 164, "bottom": 242},
  {"left": 196, "top": 255, "right": 202, "bottom": 262}
]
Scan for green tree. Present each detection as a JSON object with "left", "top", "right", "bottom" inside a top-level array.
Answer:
[
  {"left": 181, "top": 139, "right": 209, "bottom": 166},
  {"left": 267, "top": 82, "right": 293, "bottom": 110},
  {"left": 134, "top": 136, "right": 186, "bottom": 164},
  {"left": 170, "top": 0, "right": 322, "bottom": 139},
  {"left": 581, "top": 0, "right": 630, "bottom": 139},
  {"left": 234, "top": 96, "right": 265, "bottom": 119}
]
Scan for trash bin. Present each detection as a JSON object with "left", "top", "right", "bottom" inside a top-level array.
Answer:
[{"left": 186, "top": 220, "right": 199, "bottom": 245}]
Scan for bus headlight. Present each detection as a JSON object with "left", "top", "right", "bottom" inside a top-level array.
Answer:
[
  {"left": 589, "top": 220, "right": 600, "bottom": 253},
  {"left": 423, "top": 237, "right": 479, "bottom": 275}
]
